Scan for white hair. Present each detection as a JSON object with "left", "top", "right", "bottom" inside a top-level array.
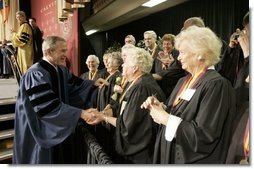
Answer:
[{"left": 86, "top": 55, "right": 100, "bottom": 65}]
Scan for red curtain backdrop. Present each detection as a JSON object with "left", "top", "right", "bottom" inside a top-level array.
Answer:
[{"left": 30, "top": 0, "right": 79, "bottom": 75}]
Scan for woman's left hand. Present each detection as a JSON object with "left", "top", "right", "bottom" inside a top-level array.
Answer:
[{"left": 149, "top": 104, "right": 170, "bottom": 126}]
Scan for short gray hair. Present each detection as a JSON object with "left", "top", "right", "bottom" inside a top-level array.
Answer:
[
  {"left": 42, "top": 36, "right": 66, "bottom": 55},
  {"left": 144, "top": 30, "right": 157, "bottom": 40},
  {"left": 86, "top": 55, "right": 100, "bottom": 65},
  {"left": 125, "top": 35, "right": 136, "bottom": 45},
  {"left": 185, "top": 17, "right": 205, "bottom": 27},
  {"left": 16, "top": 11, "right": 26, "bottom": 18}
]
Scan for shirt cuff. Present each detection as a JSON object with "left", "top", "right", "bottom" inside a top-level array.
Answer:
[{"left": 165, "top": 115, "right": 182, "bottom": 141}]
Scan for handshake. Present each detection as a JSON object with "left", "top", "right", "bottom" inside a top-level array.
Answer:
[{"left": 80, "top": 105, "right": 113, "bottom": 125}]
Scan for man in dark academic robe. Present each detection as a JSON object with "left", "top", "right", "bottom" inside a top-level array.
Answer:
[
  {"left": 225, "top": 12, "right": 249, "bottom": 164},
  {"left": 0, "top": 40, "right": 14, "bottom": 78},
  {"left": 152, "top": 69, "right": 236, "bottom": 164},
  {"left": 29, "top": 17, "right": 43, "bottom": 63},
  {"left": 13, "top": 36, "right": 104, "bottom": 164}
]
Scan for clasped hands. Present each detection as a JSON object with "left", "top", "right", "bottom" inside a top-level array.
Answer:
[
  {"left": 80, "top": 104, "right": 113, "bottom": 125},
  {"left": 141, "top": 96, "right": 169, "bottom": 126}
]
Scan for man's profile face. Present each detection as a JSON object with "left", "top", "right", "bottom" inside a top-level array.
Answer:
[
  {"left": 29, "top": 19, "right": 36, "bottom": 27},
  {"left": 50, "top": 41, "right": 67, "bottom": 66}
]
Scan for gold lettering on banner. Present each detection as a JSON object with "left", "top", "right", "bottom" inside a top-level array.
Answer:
[{"left": 40, "top": 0, "right": 56, "bottom": 15}]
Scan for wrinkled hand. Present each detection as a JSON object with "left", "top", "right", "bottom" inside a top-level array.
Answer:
[
  {"left": 103, "top": 104, "right": 113, "bottom": 117},
  {"left": 149, "top": 104, "right": 169, "bottom": 126},
  {"left": 229, "top": 29, "right": 240, "bottom": 48},
  {"left": 113, "top": 84, "right": 123, "bottom": 94},
  {"left": 86, "top": 112, "right": 104, "bottom": 125},
  {"left": 140, "top": 96, "right": 160, "bottom": 110},
  {"left": 80, "top": 108, "right": 98, "bottom": 122},
  {"left": 94, "top": 78, "right": 109, "bottom": 87}
]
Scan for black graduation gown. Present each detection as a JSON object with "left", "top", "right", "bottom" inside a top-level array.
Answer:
[
  {"left": 32, "top": 26, "right": 43, "bottom": 63},
  {"left": 95, "top": 71, "right": 122, "bottom": 162},
  {"left": 80, "top": 69, "right": 103, "bottom": 81},
  {"left": 216, "top": 45, "right": 244, "bottom": 86},
  {"left": 152, "top": 49, "right": 186, "bottom": 98},
  {"left": 234, "top": 56, "right": 249, "bottom": 113},
  {"left": 115, "top": 74, "right": 166, "bottom": 164},
  {"left": 226, "top": 109, "right": 249, "bottom": 164},
  {"left": 153, "top": 70, "right": 236, "bottom": 164},
  {"left": 13, "top": 60, "right": 98, "bottom": 164}
]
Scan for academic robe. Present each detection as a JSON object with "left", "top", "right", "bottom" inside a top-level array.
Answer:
[
  {"left": 32, "top": 26, "right": 43, "bottom": 63},
  {"left": 97, "top": 71, "right": 122, "bottom": 111},
  {"left": 216, "top": 45, "right": 244, "bottom": 86},
  {"left": 12, "top": 22, "right": 34, "bottom": 74},
  {"left": 13, "top": 60, "right": 98, "bottom": 164},
  {"left": 80, "top": 69, "right": 103, "bottom": 81},
  {"left": 151, "top": 49, "right": 186, "bottom": 98},
  {"left": 95, "top": 70, "right": 122, "bottom": 162},
  {"left": 0, "top": 46, "right": 12, "bottom": 75},
  {"left": 153, "top": 69, "right": 236, "bottom": 164},
  {"left": 226, "top": 109, "right": 249, "bottom": 164},
  {"left": 115, "top": 74, "right": 165, "bottom": 164}
]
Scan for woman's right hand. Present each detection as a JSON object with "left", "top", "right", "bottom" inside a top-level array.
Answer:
[{"left": 140, "top": 96, "right": 160, "bottom": 110}]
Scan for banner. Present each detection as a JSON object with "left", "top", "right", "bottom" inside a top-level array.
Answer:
[{"left": 1, "top": 0, "right": 9, "bottom": 23}]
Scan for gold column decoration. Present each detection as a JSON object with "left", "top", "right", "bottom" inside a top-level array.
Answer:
[
  {"left": 73, "top": 0, "right": 90, "bottom": 4},
  {"left": 71, "top": 3, "right": 85, "bottom": 8},
  {"left": 63, "top": 1, "right": 74, "bottom": 16},
  {"left": 57, "top": 0, "right": 68, "bottom": 22}
]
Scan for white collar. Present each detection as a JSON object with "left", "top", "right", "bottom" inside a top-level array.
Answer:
[{"left": 42, "top": 57, "right": 58, "bottom": 70}]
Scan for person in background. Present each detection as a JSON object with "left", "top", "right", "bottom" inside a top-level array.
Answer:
[
  {"left": 80, "top": 54, "right": 102, "bottom": 80},
  {"left": 11, "top": 11, "right": 34, "bottom": 74},
  {"left": 141, "top": 26, "right": 236, "bottom": 164},
  {"left": 225, "top": 11, "right": 249, "bottom": 164},
  {"left": 13, "top": 36, "right": 107, "bottom": 164},
  {"left": 111, "top": 43, "right": 136, "bottom": 98},
  {"left": 29, "top": 17, "right": 43, "bottom": 63},
  {"left": 124, "top": 35, "right": 136, "bottom": 46},
  {"left": 93, "top": 52, "right": 123, "bottom": 162},
  {"left": 152, "top": 34, "right": 186, "bottom": 98},
  {"left": 99, "top": 53, "right": 110, "bottom": 79},
  {"left": 144, "top": 30, "right": 161, "bottom": 59},
  {"left": 0, "top": 40, "right": 13, "bottom": 78},
  {"left": 181, "top": 16, "right": 205, "bottom": 31},
  {"left": 87, "top": 47, "right": 165, "bottom": 164}
]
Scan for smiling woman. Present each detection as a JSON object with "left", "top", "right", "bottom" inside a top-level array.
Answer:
[{"left": 141, "top": 26, "right": 236, "bottom": 164}]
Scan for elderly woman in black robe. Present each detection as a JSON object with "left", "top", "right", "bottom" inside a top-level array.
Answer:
[
  {"left": 141, "top": 26, "right": 236, "bottom": 164},
  {"left": 88, "top": 47, "right": 165, "bottom": 164}
]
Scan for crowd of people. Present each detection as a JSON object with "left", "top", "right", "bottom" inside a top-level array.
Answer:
[{"left": 8, "top": 10, "right": 250, "bottom": 164}]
